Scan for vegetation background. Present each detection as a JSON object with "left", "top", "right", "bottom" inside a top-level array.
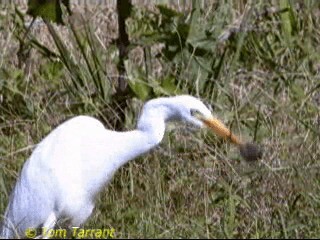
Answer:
[{"left": 0, "top": 0, "right": 319, "bottom": 238}]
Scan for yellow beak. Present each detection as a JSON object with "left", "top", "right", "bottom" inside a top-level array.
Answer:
[
  {"left": 195, "top": 114, "right": 262, "bottom": 162},
  {"left": 199, "top": 116, "right": 243, "bottom": 146}
]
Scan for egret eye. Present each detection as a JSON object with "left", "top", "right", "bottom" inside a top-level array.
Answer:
[{"left": 190, "top": 109, "right": 202, "bottom": 118}]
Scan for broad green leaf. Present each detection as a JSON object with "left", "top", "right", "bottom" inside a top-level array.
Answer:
[
  {"left": 160, "top": 76, "right": 178, "bottom": 95},
  {"left": 126, "top": 62, "right": 151, "bottom": 101},
  {"left": 156, "top": 4, "right": 182, "bottom": 18},
  {"left": 128, "top": 78, "right": 151, "bottom": 101},
  {"left": 27, "top": 0, "right": 70, "bottom": 25},
  {"left": 279, "top": 0, "right": 292, "bottom": 42},
  {"left": 187, "top": 7, "right": 204, "bottom": 45},
  {"left": 290, "top": 84, "right": 305, "bottom": 100}
]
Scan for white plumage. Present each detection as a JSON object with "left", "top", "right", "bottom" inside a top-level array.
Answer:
[{"left": 1, "top": 95, "right": 213, "bottom": 238}]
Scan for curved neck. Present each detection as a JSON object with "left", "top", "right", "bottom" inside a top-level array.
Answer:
[{"left": 112, "top": 98, "right": 178, "bottom": 169}]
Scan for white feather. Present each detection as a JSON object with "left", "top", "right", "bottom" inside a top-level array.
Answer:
[{"left": 1, "top": 95, "right": 212, "bottom": 238}]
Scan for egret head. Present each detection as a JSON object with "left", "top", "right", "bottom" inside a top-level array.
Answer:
[
  {"left": 168, "top": 95, "right": 213, "bottom": 128},
  {"left": 140, "top": 95, "right": 262, "bottom": 161},
  {"left": 166, "top": 96, "right": 238, "bottom": 141},
  {"left": 167, "top": 95, "right": 262, "bottom": 161},
  {"left": 137, "top": 95, "right": 213, "bottom": 139}
]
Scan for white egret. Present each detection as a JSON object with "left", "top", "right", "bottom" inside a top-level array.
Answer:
[{"left": 0, "top": 95, "right": 261, "bottom": 238}]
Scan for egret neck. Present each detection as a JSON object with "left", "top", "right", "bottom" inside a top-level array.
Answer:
[{"left": 111, "top": 100, "right": 173, "bottom": 170}]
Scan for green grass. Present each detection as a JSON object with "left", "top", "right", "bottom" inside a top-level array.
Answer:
[{"left": 1, "top": 0, "right": 320, "bottom": 238}]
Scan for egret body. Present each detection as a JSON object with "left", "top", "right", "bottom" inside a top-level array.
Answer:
[
  {"left": 0, "top": 95, "right": 261, "bottom": 238},
  {"left": 1, "top": 95, "right": 214, "bottom": 238}
]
